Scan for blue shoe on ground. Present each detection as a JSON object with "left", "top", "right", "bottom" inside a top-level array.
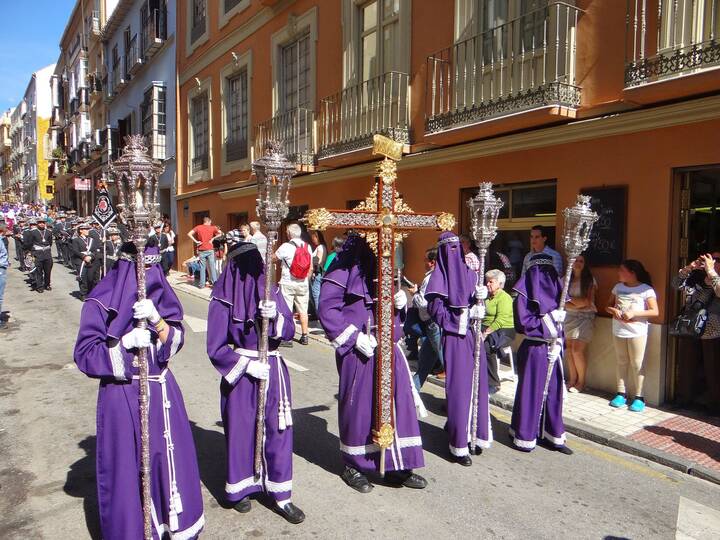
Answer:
[
  {"left": 629, "top": 398, "right": 646, "bottom": 412},
  {"left": 609, "top": 394, "right": 627, "bottom": 408}
]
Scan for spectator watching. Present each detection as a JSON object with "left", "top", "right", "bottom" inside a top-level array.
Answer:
[
  {"left": 564, "top": 254, "right": 597, "bottom": 393},
  {"left": 481, "top": 269, "right": 515, "bottom": 393}
]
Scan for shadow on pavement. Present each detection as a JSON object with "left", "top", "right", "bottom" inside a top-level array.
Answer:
[
  {"left": 63, "top": 436, "right": 101, "bottom": 540},
  {"left": 292, "top": 404, "right": 344, "bottom": 476},
  {"left": 190, "top": 421, "right": 229, "bottom": 507},
  {"left": 644, "top": 424, "right": 720, "bottom": 461}
]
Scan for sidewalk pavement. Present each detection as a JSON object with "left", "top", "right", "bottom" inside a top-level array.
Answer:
[{"left": 167, "top": 270, "right": 720, "bottom": 486}]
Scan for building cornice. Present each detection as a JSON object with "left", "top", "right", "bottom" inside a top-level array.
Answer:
[{"left": 191, "top": 94, "right": 720, "bottom": 201}]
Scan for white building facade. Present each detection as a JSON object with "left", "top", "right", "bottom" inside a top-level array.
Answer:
[{"left": 103, "top": 0, "right": 175, "bottom": 224}]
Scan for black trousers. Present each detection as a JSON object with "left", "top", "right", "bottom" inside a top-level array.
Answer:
[
  {"left": 79, "top": 261, "right": 100, "bottom": 297},
  {"left": 34, "top": 257, "right": 53, "bottom": 290},
  {"left": 484, "top": 328, "right": 516, "bottom": 388},
  {"left": 14, "top": 239, "right": 24, "bottom": 267}
]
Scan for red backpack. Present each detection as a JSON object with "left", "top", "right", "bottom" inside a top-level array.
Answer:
[{"left": 289, "top": 241, "right": 311, "bottom": 279}]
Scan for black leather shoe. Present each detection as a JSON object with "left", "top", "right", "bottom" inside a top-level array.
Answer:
[
  {"left": 275, "top": 502, "right": 305, "bottom": 524},
  {"left": 539, "top": 438, "right": 574, "bottom": 455},
  {"left": 341, "top": 466, "right": 373, "bottom": 493},
  {"left": 385, "top": 470, "right": 428, "bottom": 489},
  {"left": 455, "top": 455, "right": 473, "bottom": 467},
  {"left": 233, "top": 497, "right": 251, "bottom": 513},
  {"left": 299, "top": 334, "right": 309, "bottom": 345},
  {"left": 469, "top": 445, "right": 483, "bottom": 456}
]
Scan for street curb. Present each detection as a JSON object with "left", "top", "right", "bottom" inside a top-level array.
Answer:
[{"left": 168, "top": 280, "right": 720, "bottom": 487}]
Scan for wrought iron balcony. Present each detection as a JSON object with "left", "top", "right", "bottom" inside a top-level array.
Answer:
[
  {"left": 318, "top": 71, "right": 409, "bottom": 159},
  {"left": 91, "top": 10, "right": 101, "bottom": 36},
  {"left": 426, "top": 2, "right": 582, "bottom": 134},
  {"left": 142, "top": 7, "right": 167, "bottom": 60},
  {"left": 51, "top": 106, "right": 64, "bottom": 128},
  {"left": 192, "top": 153, "right": 209, "bottom": 174},
  {"left": 69, "top": 97, "right": 80, "bottom": 117},
  {"left": 254, "top": 108, "right": 316, "bottom": 167},
  {"left": 625, "top": 0, "right": 720, "bottom": 87},
  {"left": 127, "top": 37, "right": 143, "bottom": 76}
]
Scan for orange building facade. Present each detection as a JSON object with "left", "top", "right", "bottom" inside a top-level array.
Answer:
[{"left": 176, "top": 0, "right": 720, "bottom": 406}]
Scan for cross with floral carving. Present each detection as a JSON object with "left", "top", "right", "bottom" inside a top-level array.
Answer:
[{"left": 305, "top": 135, "right": 455, "bottom": 473}]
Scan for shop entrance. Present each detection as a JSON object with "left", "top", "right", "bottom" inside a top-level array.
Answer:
[{"left": 668, "top": 166, "right": 720, "bottom": 413}]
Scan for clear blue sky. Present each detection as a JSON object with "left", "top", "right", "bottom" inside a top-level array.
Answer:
[{"left": 0, "top": 0, "right": 76, "bottom": 109}]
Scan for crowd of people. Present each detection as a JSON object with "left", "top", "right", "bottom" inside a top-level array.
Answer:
[{"left": 4, "top": 197, "right": 719, "bottom": 538}]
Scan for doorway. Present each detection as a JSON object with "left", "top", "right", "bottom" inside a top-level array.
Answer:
[{"left": 668, "top": 165, "right": 720, "bottom": 410}]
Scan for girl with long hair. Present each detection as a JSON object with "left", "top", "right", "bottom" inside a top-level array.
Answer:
[
  {"left": 606, "top": 259, "right": 659, "bottom": 412},
  {"left": 563, "top": 254, "right": 597, "bottom": 393}
]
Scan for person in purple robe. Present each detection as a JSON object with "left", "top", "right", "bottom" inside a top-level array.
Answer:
[
  {"left": 317, "top": 234, "right": 428, "bottom": 492},
  {"left": 509, "top": 253, "right": 573, "bottom": 454},
  {"left": 206, "top": 241, "right": 305, "bottom": 524},
  {"left": 73, "top": 241, "right": 205, "bottom": 540},
  {"left": 425, "top": 232, "right": 491, "bottom": 466}
]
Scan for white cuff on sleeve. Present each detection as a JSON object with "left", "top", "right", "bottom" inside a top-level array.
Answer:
[
  {"left": 273, "top": 314, "right": 285, "bottom": 340},
  {"left": 224, "top": 354, "right": 250, "bottom": 385},
  {"left": 331, "top": 324, "right": 358, "bottom": 349},
  {"left": 108, "top": 343, "right": 127, "bottom": 381}
]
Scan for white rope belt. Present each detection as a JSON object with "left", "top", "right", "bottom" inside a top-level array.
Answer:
[
  {"left": 231, "top": 346, "right": 291, "bottom": 430},
  {"left": 132, "top": 367, "right": 184, "bottom": 531}
]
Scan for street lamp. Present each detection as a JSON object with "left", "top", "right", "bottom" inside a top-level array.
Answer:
[
  {"left": 251, "top": 140, "right": 296, "bottom": 479},
  {"left": 109, "top": 134, "right": 163, "bottom": 540}
]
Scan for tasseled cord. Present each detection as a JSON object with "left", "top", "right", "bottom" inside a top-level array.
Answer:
[{"left": 276, "top": 356, "right": 293, "bottom": 430}]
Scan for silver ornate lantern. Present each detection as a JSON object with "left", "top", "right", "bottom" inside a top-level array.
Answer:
[
  {"left": 467, "top": 181, "right": 504, "bottom": 273},
  {"left": 466, "top": 181, "right": 504, "bottom": 454},
  {"left": 112, "top": 135, "right": 163, "bottom": 245},
  {"left": 559, "top": 194, "right": 599, "bottom": 307},
  {"left": 251, "top": 141, "right": 296, "bottom": 479},
  {"left": 108, "top": 134, "right": 164, "bottom": 540}
]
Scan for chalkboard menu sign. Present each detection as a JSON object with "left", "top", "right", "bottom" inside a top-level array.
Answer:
[{"left": 580, "top": 186, "right": 627, "bottom": 266}]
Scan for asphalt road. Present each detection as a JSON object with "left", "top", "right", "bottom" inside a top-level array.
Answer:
[{"left": 1, "top": 248, "right": 719, "bottom": 539}]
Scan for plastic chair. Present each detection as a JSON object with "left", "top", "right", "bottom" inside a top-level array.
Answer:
[{"left": 497, "top": 346, "right": 517, "bottom": 382}]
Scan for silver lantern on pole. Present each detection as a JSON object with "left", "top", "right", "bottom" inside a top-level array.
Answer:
[
  {"left": 467, "top": 182, "right": 504, "bottom": 454},
  {"left": 538, "top": 194, "right": 598, "bottom": 434},
  {"left": 111, "top": 134, "right": 163, "bottom": 540},
  {"left": 252, "top": 140, "right": 295, "bottom": 480}
]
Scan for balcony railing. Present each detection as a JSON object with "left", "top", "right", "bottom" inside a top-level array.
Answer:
[
  {"left": 225, "top": 135, "right": 248, "bottom": 162},
  {"left": 318, "top": 71, "right": 409, "bottom": 159},
  {"left": 192, "top": 153, "right": 209, "bottom": 174},
  {"left": 98, "top": 126, "right": 120, "bottom": 163},
  {"left": 127, "top": 37, "right": 143, "bottom": 76},
  {"left": 426, "top": 2, "right": 581, "bottom": 133},
  {"left": 91, "top": 10, "right": 101, "bottom": 36},
  {"left": 51, "top": 106, "right": 64, "bottom": 128},
  {"left": 254, "top": 108, "right": 316, "bottom": 167},
  {"left": 142, "top": 8, "right": 167, "bottom": 59},
  {"left": 625, "top": 0, "right": 720, "bottom": 87}
]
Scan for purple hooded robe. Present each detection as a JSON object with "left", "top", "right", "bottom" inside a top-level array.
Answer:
[
  {"left": 509, "top": 253, "right": 567, "bottom": 450},
  {"left": 317, "top": 235, "right": 426, "bottom": 473},
  {"left": 73, "top": 244, "right": 204, "bottom": 540},
  {"left": 206, "top": 242, "right": 296, "bottom": 503},
  {"left": 425, "top": 232, "right": 492, "bottom": 456}
]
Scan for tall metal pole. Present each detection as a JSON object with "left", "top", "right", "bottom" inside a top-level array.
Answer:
[
  {"left": 537, "top": 195, "right": 598, "bottom": 438},
  {"left": 254, "top": 228, "right": 278, "bottom": 479},
  {"left": 467, "top": 183, "right": 503, "bottom": 455},
  {"left": 252, "top": 141, "right": 295, "bottom": 480},
  {"left": 112, "top": 135, "right": 163, "bottom": 540}
]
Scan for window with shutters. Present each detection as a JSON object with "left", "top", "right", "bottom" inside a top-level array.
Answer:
[
  {"left": 280, "top": 32, "right": 311, "bottom": 113},
  {"left": 226, "top": 69, "right": 248, "bottom": 162},
  {"left": 190, "top": 91, "right": 209, "bottom": 174}
]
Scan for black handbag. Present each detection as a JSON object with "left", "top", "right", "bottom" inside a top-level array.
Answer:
[{"left": 669, "top": 298, "right": 708, "bottom": 338}]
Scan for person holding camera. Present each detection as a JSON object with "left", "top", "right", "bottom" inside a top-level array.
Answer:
[{"left": 672, "top": 252, "right": 720, "bottom": 414}]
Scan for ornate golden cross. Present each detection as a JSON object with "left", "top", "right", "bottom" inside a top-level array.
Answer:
[{"left": 305, "top": 135, "right": 455, "bottom": 472}]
